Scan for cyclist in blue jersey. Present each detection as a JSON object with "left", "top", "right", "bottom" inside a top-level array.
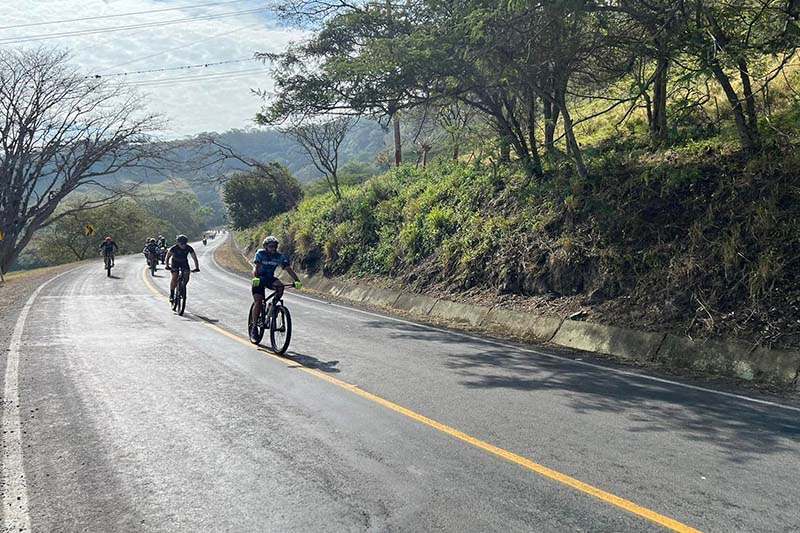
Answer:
[{"left": 250, "top": 236, "right": 301, "bottom": 337}]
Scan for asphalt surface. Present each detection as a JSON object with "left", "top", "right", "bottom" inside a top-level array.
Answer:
[{"left": 3, "top": 237, "right": 799, "bottom": 532}]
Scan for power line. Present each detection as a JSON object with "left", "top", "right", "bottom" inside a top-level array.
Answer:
[
  {"left": 119, "top": 67, "right": 267, "bottom": 87},
  {"left": 98, "top": 21, "right": 264, "bottom": 72},
  {"left": 0, "top": 0, "right": 252, "bottom": 30},
  {"left": 88, "top": 57, "right": 256, "bottom": 78},
  {"left": 0, "top": 7, "right": 270, "bottom": 45}
]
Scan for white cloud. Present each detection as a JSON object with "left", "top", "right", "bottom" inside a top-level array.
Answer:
[{"left": 1, "top": 0, "right": 308, "bottom": 137}]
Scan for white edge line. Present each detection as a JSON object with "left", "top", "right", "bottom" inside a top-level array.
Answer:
[
  {"left": 209, "top": 237, "right": 800, "bottom": 414},
  {"left": 2, "top": 265, "right": 85, "bottom": 531}
]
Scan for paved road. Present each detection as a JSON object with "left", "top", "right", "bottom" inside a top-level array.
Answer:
[{"left": 3, "top": 238, "right": 799, "bottom": 532}]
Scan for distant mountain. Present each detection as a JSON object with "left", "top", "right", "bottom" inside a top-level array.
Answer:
[
  {"left": 91, "top": 121, "right": 389, "bottom": 225},
  {"left": 191, "top": 121, "right": 389, "bottom": 183}
]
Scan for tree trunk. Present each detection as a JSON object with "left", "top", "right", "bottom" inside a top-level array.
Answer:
[
  {"left": 393, "top": 113, "right": 402, "bottom": 166},
  {"left": 543, "top": 99, "right": 560, "bottom": 157},
  {"left": 555, "top": 91, "right": 586, "bottom": 179},
  {"left": 527, "top": 92, "right": 543, "bottom": 178},
  {"left": 651, "top": 55, "right": 669, "bottom": 143},
  {"left": 738, "top": 59, "right": 760, "bottom": 149},
  {"left": 710, "top": 63, "right": 757, "bottom": 152}
]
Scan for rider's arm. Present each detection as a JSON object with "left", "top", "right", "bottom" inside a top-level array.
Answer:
[
  {"left": 191, "top": 250, "right": 199, "bottom": 270},
  {"left": 252, "top": 251, "right": 261, "bottom": 278},
  {"left": 284, "top": 265, "right": 300, "bottom": 283},
  {"left": 165, "top": 250, "right": 173, "bottom": 268},
  {"left": 112, "top": 241, "right": 119, "bottom": 251}
]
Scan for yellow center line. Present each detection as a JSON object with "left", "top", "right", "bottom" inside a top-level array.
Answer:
[{"left": 141, "top": 266, "right": 702, "bottom": 533}]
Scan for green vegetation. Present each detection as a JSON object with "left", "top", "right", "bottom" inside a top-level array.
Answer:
[
  {"left": 242, "top": 141, "right": 800, "bottom": 347},
  {"left": 223, "top": 164, "right": 303, "bottom": 230},
  {"left": 17, "top": 188, "right": 212, "bottom": 270},
  {"left": 233, "top": 0, "right": 800, "bottom": 348}
]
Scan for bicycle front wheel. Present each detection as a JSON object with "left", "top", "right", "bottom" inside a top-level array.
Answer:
[
  {"left": 177, "top": 282, "right": 187, "bottom": 316},
  {"left": 270, "top": 305, "right": 292, "bottom": 355}
]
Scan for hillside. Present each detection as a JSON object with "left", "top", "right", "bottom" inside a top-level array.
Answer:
[{"left": 240, "top": 134, "right": 800, "bottom": 352}]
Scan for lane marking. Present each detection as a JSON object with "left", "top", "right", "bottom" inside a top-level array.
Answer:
[
  {"left": 141, "top": 264, "right": 701, "bottom": 532},
  {"left": 204, "top": 323, "right": 701, "bottom": 533},
  {"left": 2, "top": 265, "right": 84, "bottom": 532},
  {"left": 207, "top": 246, "right": 800, "bottom": 414}
]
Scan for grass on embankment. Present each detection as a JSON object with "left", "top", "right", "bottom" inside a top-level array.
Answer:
[
  {"left": 213, "top": 233, "right": 252, "bottom": 276},
  {"left": 239, "top": 142, "right": 800, "bottom": 352}
]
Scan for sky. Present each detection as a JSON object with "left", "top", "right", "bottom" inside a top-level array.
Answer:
[{"left": 2, "top": 0, "right": 307, "bottom": 137}]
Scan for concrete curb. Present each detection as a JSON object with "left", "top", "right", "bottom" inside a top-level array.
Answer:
[
  {"left": 429, "top": 299, "right": 491, "bottom": 327},
  {"left": 482, "top": 308, "right": 563, "bottom": 343},
  {"left": 551, "top": 320, "right": 665, "bottom": 363},
  {"left": 393, "top": 293, "right": 439, "bottom": 315},
  {"left": 656, "top": 335, "right": 800, "bottom": 385},
  {"left": 315, "top": 276, "right": 799, "bottom": 388},
  {"left": 226, "top": 234, "right": 800, "bottom": 389}
]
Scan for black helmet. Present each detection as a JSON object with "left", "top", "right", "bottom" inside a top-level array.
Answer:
[{"left": 176, "top": 234, "right": 188, "bottom": 244}]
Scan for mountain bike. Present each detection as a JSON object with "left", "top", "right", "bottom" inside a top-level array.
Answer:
[
  {"left": 102, "top": 253, "right": 113, "bottom": 277},
  {"left": 248, "top": 289, "right": 292, "bottom": 354},
  {"left": 147, "top": 252, "right": 158, "bottom": 276},
  {"left": 170, "top": 266, "right": 199, "bottom": 316}
]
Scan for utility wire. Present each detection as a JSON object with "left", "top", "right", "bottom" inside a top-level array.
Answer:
[
  {"left": 118, "top": 67, "right": 267, "bottom": 87},
  {"left": 0, "top": 7, "right": 269, "bottom": 45},
  {"left": 88, "top": 57, "right": 255, "bottom": 78},
  {"left": 0, "top": 0, "right": 253, "bottom": 30}
]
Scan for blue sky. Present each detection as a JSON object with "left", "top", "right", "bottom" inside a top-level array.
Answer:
[{"left": 2, "top": 1, "right": 306, "bottom": 137}]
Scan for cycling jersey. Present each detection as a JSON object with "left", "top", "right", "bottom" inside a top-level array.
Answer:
[
  {"left": 253, "top": 249, "right": 289, "bottom": 281},
  {"left": 99, "top": 241, "right": 118, "bottom": 255},
  {"left": 169, "top": 244, "right": 195, "bottom": 265},
  {"left": 143, "top": 243, "right": 159, "bottom": 256}
]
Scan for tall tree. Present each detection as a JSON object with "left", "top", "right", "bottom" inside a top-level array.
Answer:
[
  {"left": 222, "top": 164, "right": 302, "bottom": 229},
  {"left": 0, "top": 48, "right": 161, "bottom": 274},
  {"left": 258, "top": 0, "right": 426, "bottom": 166},
  {"left": 283, "top": 117, "right": 356, "bottom": 199}
]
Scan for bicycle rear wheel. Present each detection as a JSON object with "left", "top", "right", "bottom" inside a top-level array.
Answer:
[
  {"left": 270, "top": 305, "right": 292, "bottom": 355},
  {"left": 248, "top": 302, "right": 265, "bottom": 344}
]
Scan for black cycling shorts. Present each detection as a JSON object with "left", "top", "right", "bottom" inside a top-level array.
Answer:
[
  {"left": 252, "top": 276, "right": 280, "bottom": 296},
  {"left": 171, "top": 261, "right": 191, "bottom": 272}
]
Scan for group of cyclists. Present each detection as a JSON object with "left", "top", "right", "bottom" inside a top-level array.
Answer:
[{"left": 97, "top": 233, "right": 302, "bottom": 328}]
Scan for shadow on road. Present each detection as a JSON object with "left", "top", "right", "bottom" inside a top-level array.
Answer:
[
  {"left": 282, "top": 350, "right": 341, "bottom": 373},
  {"left": 193, "top": 314, "right": 220, "bottom": 324},
  {"left": 361, "top": 319, "right": 800, "bottom": 462}
]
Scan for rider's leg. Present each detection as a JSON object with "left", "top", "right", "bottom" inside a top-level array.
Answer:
[
  {"left": 169, "top": 270, "right": 178, "bottom": 300},
  {"left": 110, "top": 252, "right": 115, "bottom": 266},
  {"left": 272, "top": 280, "right": 285, "bottom": 304},
  {"left": 251, "top": 293, "right": 263, "bottom": 326}
]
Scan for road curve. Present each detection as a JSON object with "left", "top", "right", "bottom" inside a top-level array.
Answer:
[{"left": 3, "top": 237, "right": 799, "bottom": 532}]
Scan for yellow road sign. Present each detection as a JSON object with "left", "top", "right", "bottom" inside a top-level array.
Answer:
[
  {"left": 0, "top": 228, "right": 3, "bottom": 241},
  {"left": 84, "top": 224, "right": 95, "bottom": 237}
]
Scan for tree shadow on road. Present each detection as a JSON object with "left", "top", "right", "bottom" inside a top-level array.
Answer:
[{"left": 361, "top": 319, "right": 800, "bottom": 463}]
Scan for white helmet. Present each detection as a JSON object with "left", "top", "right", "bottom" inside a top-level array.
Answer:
[{"left": 263, "top": 235, "right": 278, "bottom": 246}]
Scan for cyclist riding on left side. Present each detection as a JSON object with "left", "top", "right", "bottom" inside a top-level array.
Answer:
[
  {"left": 165, "top": 235, "right": 199, "bottom": 303},
  {"left": 98, "top": 236, "right": 119, "bottom": 267},
  {"left": 143, "top": 238, "right": 159, "bottom": 264}
]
